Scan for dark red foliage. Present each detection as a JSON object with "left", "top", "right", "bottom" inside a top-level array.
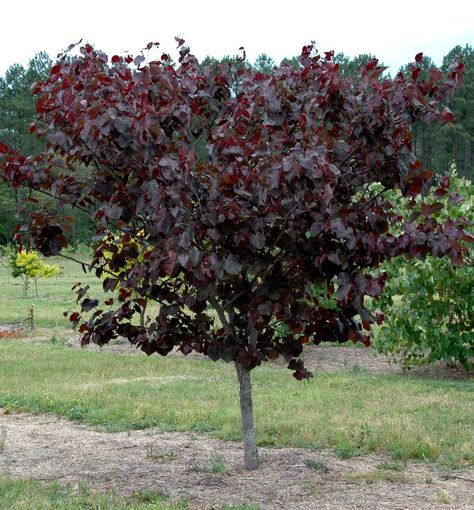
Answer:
[{"left": 0, "top": 42, "right": 468, "bottom": 378}]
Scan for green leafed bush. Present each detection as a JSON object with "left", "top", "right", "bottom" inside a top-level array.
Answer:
[{"left": 374, "top": 168, "right": 474, "bottom": 369}]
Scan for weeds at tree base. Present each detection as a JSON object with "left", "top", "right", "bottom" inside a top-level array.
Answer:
[
  {"left": 377, "top": 461, "right": 403, "bottom": 471},
  {"left": 346, "top": 470, "right": 408, "bottom": 484},
  {"left": 50, "top": 335, "right": 69, "bottom": 347},
  {"left": 146, "top": 445, "right": 176, "bottom": 462},
  {"left": 307, "top": 459, "right": 330, "bottom": 472},
  {"left": 437, "top": 488, "right": 451, "bottom": 504},
  {"left": 189, "top": 451, "right": 228, "bottom": 474}
]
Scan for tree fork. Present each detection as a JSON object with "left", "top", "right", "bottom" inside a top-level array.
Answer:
[{"left": 235, "top": 361, "right": 259, "bottom": 470}]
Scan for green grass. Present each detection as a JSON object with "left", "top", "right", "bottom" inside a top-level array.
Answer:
[
  {"left": 189, "top": 451, "right": 228, "bottom": 474},
  {"left": 0, "top": 477, "right": 187, "bottom": 510},
  {"left": 0, "top": 342, "right": 472, "bottom": 468},
  {"left": 346, "top": 469, "right": 408, "bottom": 484},
  {"left": 0, "top": 476, "right": 260, "bottom": 509},
  {"left": 306, "top": 459, "right": 330, "bottom": 472}
]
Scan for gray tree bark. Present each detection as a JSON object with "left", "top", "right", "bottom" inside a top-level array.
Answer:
[{"left": 235, "top": 362, "right": 259, "bottom": 470}]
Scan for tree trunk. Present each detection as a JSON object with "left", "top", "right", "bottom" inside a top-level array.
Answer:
[
  {"left": 21, "top": 275, "right": 28, "bottom": 297},
  {"left": 235, "top": 362, "right": 259, "bottom": 470}
]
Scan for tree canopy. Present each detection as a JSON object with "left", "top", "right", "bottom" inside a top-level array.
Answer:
[{"left": 0, "top": 45, "right": 472, "bottom": 246}]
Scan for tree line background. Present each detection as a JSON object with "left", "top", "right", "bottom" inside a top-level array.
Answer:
[{"left": 0, "top": 44, "right": 472, "bottom": 246}]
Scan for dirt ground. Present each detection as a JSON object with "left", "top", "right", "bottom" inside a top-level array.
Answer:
[
  {"left": 1, "top": 334, "right": 473, "bottom": 509},
  {"left": 1, "top": 410, "right": 473, "bottom": 510}
]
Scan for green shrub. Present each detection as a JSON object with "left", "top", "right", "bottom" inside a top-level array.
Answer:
[{"left": 373, "top": 168, "right": 473, "bottom": 369}]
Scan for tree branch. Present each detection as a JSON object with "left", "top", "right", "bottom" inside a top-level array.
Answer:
[{"left": 208, "top": 294, "right": 235, "bottom": 339}]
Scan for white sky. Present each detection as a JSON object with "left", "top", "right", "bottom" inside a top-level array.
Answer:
[{"left": 1, "top": 0, "right": 473, "bottom": 76}]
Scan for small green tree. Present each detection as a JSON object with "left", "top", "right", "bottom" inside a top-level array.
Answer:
[
  {"left": 374, "top": 167, "right": 474, "bottom": 369},
  {"left": 10, "top": 250, "right": 60, "bottom": 297}
]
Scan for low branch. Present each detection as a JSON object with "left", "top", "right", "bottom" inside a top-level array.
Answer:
[
  {"left": 208, "top": 294, "right": 235, "bottom": 339},
  {"left": 58, "top": 253, "right": 171, "bottom": 309},
  {"left": 30, "top": 187, "right": 91, "bottom": 216},
  {"left": 223, "top": 289, "right": 247, "bottom": 309}
]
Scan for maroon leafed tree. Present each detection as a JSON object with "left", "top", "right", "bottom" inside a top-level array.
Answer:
[{"left": 0, "top": 40, "right": 469, "bottom": 470}]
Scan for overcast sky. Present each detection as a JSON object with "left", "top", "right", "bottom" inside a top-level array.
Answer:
[{"left": 1, "top": 0, "right": 473, "bottom": 76}]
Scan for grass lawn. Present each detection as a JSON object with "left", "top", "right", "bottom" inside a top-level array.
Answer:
[
  {"left": 0, "top": 476, "right": 261, "bottom": 510},
  {"left": 0, "top": 341, "right": 472, "bottom": 469},
  {"left": 0, "top": 477, "right": 189, "bottom": 510},
  {"left": 0, "top": 476, "right": 260, "bottom": 510}
]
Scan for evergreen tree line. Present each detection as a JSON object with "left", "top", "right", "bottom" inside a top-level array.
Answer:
[{"left": 0, "top": 45, "right": 472, "bottom": 245}]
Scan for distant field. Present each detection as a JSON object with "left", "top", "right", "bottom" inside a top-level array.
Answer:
[
  {"left": 0, "top": 253, "right": 102, "bottom": 329},
  {"left": 0, "top": 253, "right": 161, "bottom": 331}
]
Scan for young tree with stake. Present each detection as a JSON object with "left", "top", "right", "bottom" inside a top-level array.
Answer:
[
  {"left": 10, "top": 249, "right": 60, "bottom": 297},
  {"left": 0, "top": 40, "right": 470, "bottom": 470}
]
